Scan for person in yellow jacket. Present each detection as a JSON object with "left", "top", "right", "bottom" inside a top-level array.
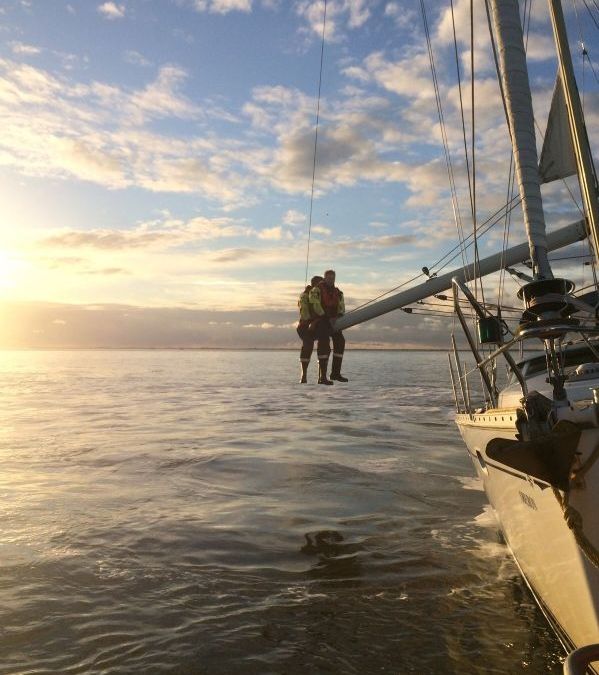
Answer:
[
  {"left": 309, "top": 269, "right": 348, "bottom": 382},
  {"left": 297, "top": 275, "right": 328, "bottom": 383}
]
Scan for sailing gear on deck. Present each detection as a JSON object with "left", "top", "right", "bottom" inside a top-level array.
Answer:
[{"left": 318, "top": 358, "right": 333, "bottom": 385}]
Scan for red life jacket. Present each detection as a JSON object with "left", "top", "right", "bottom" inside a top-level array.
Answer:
[{"left": 319, "top": 281, "right": 341, "bottom": 318}]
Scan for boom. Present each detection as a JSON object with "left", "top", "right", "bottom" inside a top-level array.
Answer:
[{"left": 334, "top": 219, "right": 586, "bottom": 331}]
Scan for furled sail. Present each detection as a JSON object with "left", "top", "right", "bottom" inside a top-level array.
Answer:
[
  {"left": 489, "top": 0, "right": 552, "bottom": 279},
  {"left": 539, "top": 74, "right": 577, "bottom": 184}
]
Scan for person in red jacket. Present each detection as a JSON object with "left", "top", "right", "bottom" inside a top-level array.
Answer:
[{"left": 309, "top": 269, "right": 348, "bottom": 382}]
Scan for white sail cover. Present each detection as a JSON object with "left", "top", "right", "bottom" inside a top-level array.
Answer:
[{"left": 539, "top": 74, "right": 577, "bottom": 183}]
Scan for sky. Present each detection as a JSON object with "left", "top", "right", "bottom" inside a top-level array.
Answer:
[{"left": 0, "top": 0, "right": 597, "bottom": 349}]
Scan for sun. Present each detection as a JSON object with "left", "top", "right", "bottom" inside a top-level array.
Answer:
[{"left": 0, "top": 250, "right": 25, "bottom": 296}]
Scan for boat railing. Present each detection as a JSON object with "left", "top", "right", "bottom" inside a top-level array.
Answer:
[
  {"left": 449, "top": 278, "right": 527, "bottom": 415},
  {"left": 563, "top": 643, "right": 599, "bottom": 675},
  {"left": 449, "top": 277, "right": 599, "bottom": 415}
]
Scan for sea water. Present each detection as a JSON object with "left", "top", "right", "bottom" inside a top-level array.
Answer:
[{"left": 0, "top": 350, "right": 563, "bottom": 674}]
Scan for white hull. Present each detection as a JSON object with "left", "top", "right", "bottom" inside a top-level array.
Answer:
[{"left": 456, "top": 411, "right": 599, "bottom": 654}]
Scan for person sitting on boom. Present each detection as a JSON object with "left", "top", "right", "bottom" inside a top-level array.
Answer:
[
  {"left": 297, "top": 275, "right": 324, "bottom": 384},
  {"left": 309, "top": 269, "right": 348, "bottom": 383}
]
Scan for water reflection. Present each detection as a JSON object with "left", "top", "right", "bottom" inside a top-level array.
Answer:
[
  {"left": 0, "top": 350, "right": 565, "bottom": 674},
  {"left": 301, "top": 530, "right": 363, "bottom": 586}
]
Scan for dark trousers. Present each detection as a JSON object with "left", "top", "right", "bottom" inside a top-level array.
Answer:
[
  {"left": 331, "top": 331, "right": 345, "bottom": 357},
  {"left": 297, "top": 319, "right": 331, "bottom": 361}
]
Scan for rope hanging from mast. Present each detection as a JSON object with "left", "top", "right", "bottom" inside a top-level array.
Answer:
[{"left": 304, "top": 0, "right": 328, "bottom": 285}]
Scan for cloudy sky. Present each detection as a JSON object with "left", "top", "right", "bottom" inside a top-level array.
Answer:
[{"left": 0, "top": 0, "right": 597, "bottom": 348}]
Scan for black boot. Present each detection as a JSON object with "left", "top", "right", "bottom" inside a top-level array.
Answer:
[
  {"left": 318, "top": 359, "right": 334, "bottom": 385},
  {"left": 330, "top": 355, "right": 348, "bottom": 382},
  {"left": 300, "top": 360, "right": 309, "bottom": 383}
]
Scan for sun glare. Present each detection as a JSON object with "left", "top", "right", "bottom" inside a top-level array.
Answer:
[{"left": 0, "top": 250, "right": 25, "bottom": 295}]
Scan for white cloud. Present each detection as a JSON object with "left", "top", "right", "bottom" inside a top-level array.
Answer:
[
  {"left": 384, "top": 2, "right": 417, "bottom": 29},
  {"left": 345, "top": 51, "right": 435, "bottom": 100},
  {"left": 282, "top": 209, "right": 306, "bottom": 226},
  {"left": 258, "top": 226, "right": 286, "bottom": 240},
  {"left": 98, "top": 2, "right": 126, "bottom": 19},
  {"left": 41, "top": 215, "right": 255, "bottom": 251},
  {"left": 129, "top": 65, "right": 198, "bottom": 121},
  {"left": 10, "top": 42, "right": 41, "bottom": 56},
  {"left": 192, "top": 0, "right": 252, "bottom": 13},
  {"left": 124, "top": 50, "right": 151, "bottom": 67},
  {"left": 296, "top": 0, "right": 371, "bottom": 42},
  {"left": 0, "top": 59, "right": 253, "bottom": 206}
]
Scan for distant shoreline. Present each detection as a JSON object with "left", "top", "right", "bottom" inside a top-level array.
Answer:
[{"left": 0, "top": 347, "right": 539, "bottom": 352}]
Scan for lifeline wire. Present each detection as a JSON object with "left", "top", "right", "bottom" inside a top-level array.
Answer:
[{"left": 304, "top": 0, "right": 327, "bottom": 285}]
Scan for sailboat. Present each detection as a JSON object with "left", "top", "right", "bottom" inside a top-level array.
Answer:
[{"left": 332, "top": 0, "right": 599, "bottom": 668}]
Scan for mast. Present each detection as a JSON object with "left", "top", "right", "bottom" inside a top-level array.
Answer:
[
  {"left": 547, "top": 0, "right": 599, "bottom": 261},
  {"left": 488, "top": 0, "right": 553, "bottom": 279}
]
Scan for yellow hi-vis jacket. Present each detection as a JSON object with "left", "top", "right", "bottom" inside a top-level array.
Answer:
[
  {"left": 309, "top": 284, "right": 345, "bottom": 318},
  {"left": 298, "top": 289, "right": 313, "bottom": 321}
]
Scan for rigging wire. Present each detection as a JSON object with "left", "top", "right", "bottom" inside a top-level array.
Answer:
[
  {"left": 344, "top": 194, "right": 522, "bottom": 316},
  {"left": 584, "top": 47, "right": 599, "bottom": 85},
  {"left": 571, "top": 0, "right": 587, "bottom": 111},
  {"left": 549, "top": 253, "right": 594, "bottom": 261},
  {"left": 470, "top": 0, "right": 485, "bottom": 307},
  {"left": 582, "top": 0, "right": 599, "bottom": 30},
  {"left": 497, "top": 156, "right": 516, "bottom": 309},
  {"left": 449, "top": 0, "right": 474, "bottom": 278},
  {"left": 420, "top": 0, "right": 470, "bottom": 282},
  {"left": 433, "top": 195, "right": 522, "bottom": 274},
  {"left": 303, "top": 0, "right": 327, "bottom": 285},
  {"left": 569, "top": 0, "right": 599, "bottom": 296}
]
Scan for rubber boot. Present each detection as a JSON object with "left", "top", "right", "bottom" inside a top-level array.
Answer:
[
  {"left": 330, "top": 355, "right": 348, "bottom": 382},
  {"left": 300, "top": 360, "right": 309, "bottom": 384},
  {"left": 318, "top": 359, "right": 334, "bottom": 385}
]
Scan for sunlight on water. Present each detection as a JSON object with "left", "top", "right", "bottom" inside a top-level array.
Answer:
[{"left": 0, "top": 350, "right": 563, "bottom": 674}]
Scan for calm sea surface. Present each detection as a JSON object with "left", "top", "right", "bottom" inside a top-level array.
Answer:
[{"left": 0, "top": 349, "right": 563, "bottom": 674}]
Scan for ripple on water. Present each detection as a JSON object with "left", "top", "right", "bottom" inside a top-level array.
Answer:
[{"left": 0, "top": 350, "right": 563, "bottom": 674}]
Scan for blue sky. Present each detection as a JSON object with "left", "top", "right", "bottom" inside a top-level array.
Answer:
[{"left": 0, "top": 0, "right": 597, "bottom": 348}]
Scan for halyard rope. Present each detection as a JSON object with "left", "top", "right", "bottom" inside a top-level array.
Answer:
[{"left": 304, "top": 0, "right": 327, "bottom": 285}]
